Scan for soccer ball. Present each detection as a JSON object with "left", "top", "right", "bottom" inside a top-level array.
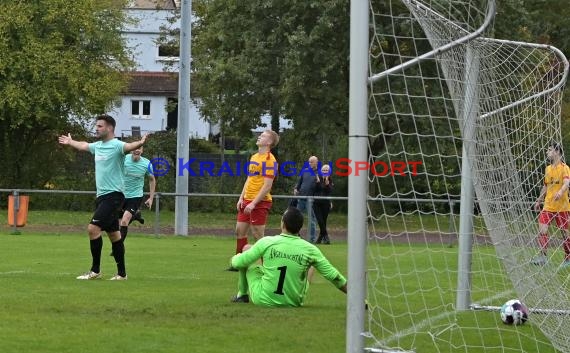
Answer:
[{"left": 500, "top": 299, "right": 529, "bottom": 325}]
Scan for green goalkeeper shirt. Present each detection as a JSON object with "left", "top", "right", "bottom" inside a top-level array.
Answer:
[{"left": 231, "top": 233, "right": 347, "bottom": 307}]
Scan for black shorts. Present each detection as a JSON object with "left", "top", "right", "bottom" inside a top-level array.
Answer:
[
  {"left": 91, "top": 192, "right": 125, "bottom": 233},
  {"left": 123, "top": 197, "right": 144, "bottom": 215}
]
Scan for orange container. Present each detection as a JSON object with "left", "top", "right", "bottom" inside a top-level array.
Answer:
[{"left": 8, "top": 195, "right": 29, "bottom": 227}]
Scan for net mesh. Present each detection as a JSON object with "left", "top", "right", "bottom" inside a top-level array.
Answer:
[{"left": 366, "top": 0, "right": 569, "bottom": 352}]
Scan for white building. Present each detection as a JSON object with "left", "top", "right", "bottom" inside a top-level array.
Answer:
[
  {"left": 109, "top": 0, "right": 211, "bottom": 139},
  {"left": 108, "top": 0, "right": 291, "bottom": 140}
]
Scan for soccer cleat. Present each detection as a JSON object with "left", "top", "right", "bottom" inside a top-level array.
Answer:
[
  {"left": 559, "top": 260, "right": 570, "bottom": 270},
  {"left": 76, "top": 271, "right": 102, "bottom": 280},
  {"left": 530, "top": 255, "right": 547, "bottom": 266},
  {"left": 109, "top": 274, "right": 128, "bottom": 281},
  {"left": 231, "top": 294, "right": 250, "bottom": 303},
  {"left": 226, "top": 266, "right": 239, "bottom": 272}
]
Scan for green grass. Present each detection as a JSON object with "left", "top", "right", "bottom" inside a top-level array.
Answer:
[
  {"left": 364, "top": 244, "right": 559, "bottom": 352},
  {"left": 2, "top": 209, "right": 343, "bottom": 230},
  {"left": 0, "top": 232, "right": 348, "bottom": 353},
  {"left": 0, "top": 209, "right": 487, "bottom": 235},
  {"left": 0, "top": 212, "right": 557, "bottom": 352}
]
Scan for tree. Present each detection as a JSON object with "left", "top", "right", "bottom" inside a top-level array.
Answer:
[
  {"left": 279, "top": 0, "right": 350, "bottom": 140},
  {"left": 493, "top": 0, "right": 570, "bottom": 153},
  {"left": 0, "top": 0, "right": 133, "bottom": 188},
  {"left": 192, "top": 1, "right": 267, "bottom": 137},
  {"left": 192, "top": 0, "right": 350, "bottom": 152},
  {"left": 190, "top": 0, "right": 569, "bottom": 203}
]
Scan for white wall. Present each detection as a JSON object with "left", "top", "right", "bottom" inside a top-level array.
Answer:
[
  {"left": 109, "top": 96, "right": 166, "bottom": 137},
  {"left": 105, "top": 8, "right": 215, "bottom": 138},
  {"left": 105, "top": 8, "right": 282, "bottom": 140},
  {"left": 123, "top": 9, "right": 181, "bottom": 72},
  {"left": 109, "top": 96, "right": 211, "bottom": 139}
]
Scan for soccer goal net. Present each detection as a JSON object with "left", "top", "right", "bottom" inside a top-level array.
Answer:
[{"left": 354, "top": 0, "right": 570, "bottom": 352}]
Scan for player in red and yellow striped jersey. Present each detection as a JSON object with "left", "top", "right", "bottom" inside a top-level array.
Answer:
[
  {"left": 532, "top": 142, "right": 570, "bottom": 268},
  {"left": 232, "top": 130, "right": 280, "bottom": 259}
]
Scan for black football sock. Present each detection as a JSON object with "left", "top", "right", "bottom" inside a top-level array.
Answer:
[
  {"left": 120, "top": 226, "right": 128, "bottom": 242},
  {"left": 90, "top": 236, "right": 103, "bottom": 273},
  {"left": 112, "top": 240, "right": 126, "bottom": 277}
]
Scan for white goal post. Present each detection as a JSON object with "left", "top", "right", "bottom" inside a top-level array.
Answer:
[{"left": 347, "top": 0, "right": 570, "bottom": 352}]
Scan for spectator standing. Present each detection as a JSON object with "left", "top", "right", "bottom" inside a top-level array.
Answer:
[
  {"left": 294, "top": 155, "right": 319, "bottom": 243},
  {"left": 314, "top": 164, "right": 334, "bottom": 244}
]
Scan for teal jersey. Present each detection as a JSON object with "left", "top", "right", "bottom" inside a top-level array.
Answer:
[
  {"left": 123, "top": 154, "right": 152, "bottom": 198},
  {"left": 231, "top": 233, "right": 347, "bottom": 307},
  {"left": 88, "top": 139, "right": 126, "bottom": 197}
]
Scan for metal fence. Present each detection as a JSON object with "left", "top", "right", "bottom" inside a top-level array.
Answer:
[
  {"left": 0, "top": 188, "right": 352, "bottom": 235},
  {"left": 1, "top": 188, "right": 459, "bottom": 239}
]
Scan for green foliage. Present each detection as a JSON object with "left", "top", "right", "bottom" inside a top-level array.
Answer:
[
  {"left": 3, "top": 0, "right": 568, "bottom": 212},
  {"left": 192, "top": 0, "right": 349, "bottom": 146},
  {"left": 494, "top": 0, "right": 570, "bottom": 164},
  {"left": 192, "top": 1, "right": 266, "bottom": 134},
  {"left": 190, "top": 138, "right": 221, "bottom": 153},
  {"left": 0, "top": 0, "right": 134, "bottom": 188},
  {"left": 524, "top": 0, "right": 570, "bottom": 56}
]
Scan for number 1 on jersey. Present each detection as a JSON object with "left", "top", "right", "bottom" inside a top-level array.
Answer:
[{"left": 274, "top": 266, "right": 287, "bottom": 295}]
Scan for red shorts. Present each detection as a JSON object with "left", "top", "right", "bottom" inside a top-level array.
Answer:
[
  {"left": 539, "top": 211, "right": 569, "bottom": 229},
  {"left": 237, "top": 200, "right": 272, "bottom": 225}
]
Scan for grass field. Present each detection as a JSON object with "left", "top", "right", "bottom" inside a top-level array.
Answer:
[
  {"left": 1, "top": 209, "right": 346, "bottom": 233},
  {"left": 0, "top": 232, "right": 348, "bottom": 353},
  {"left": 0, "top": 211, "right": 558, "bottom": 353},
  {"left": 0, "top": 208, "right": 483, "bottom": 236}
]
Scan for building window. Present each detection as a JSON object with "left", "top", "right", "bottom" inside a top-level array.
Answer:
[
  {"left": 131, "top": 100, "right": 151, "bottom": 119},
  {"left": 131, "top": 126, "right": 141, "bottom": 137},
  {"left": 158, "top": 44, "right": 180, "bottom": 58}
]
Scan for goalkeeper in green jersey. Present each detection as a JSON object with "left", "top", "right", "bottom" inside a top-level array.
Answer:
[{"left": 229, "top": 207, "right": 347, "bottom": 307}]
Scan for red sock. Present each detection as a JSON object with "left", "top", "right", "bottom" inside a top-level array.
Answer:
[
  {"left": 236, "top": 238, "right": 248, "bottom": 254},
  {"left": 538, "top": 233, "right": 549, "bottom": 254}
]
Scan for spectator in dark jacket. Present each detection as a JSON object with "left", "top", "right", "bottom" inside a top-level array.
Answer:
[
  {"left": 294, "top": 155, "right": 319, "bottom": 242},
  {"left": 314, "top": 164, "right": 333, "bottom": 244}
]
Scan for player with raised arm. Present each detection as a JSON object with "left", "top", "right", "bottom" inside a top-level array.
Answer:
[
  {"left": 230, "top": 207, "right": 347, "bottom": 306},
  {"left": 58, "top": 114, "right": 147, "bottom": 280}
]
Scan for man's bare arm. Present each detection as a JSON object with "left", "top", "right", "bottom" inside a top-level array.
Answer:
[
  {"left": 124, "top": 134, "right": 148, "bottom": 153},
  {"left": 58, "top": 134, "right": 89, "bottom": 152}
]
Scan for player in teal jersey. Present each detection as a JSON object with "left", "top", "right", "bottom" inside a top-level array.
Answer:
[
  {"left": 230, "top": 207, "right": 347, "bottom": 306},
  {"left": 115, "top": 146, "right": 156, "bottom": 252},
  {"left": 58, "top": 114, "right": 147, "bottom": 281}
]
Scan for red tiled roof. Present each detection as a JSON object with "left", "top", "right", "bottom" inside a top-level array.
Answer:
[
  {"left": 128, "top": 0, "right": 176, "bottom": 9},
  {"left": 126, "top": 72, "right": 178, "bottom": 96}
]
